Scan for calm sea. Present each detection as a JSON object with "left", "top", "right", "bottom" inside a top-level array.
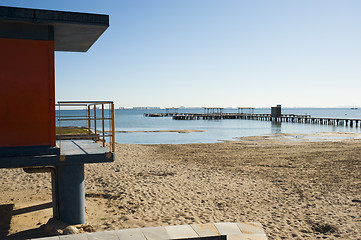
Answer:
[{"left": 57, "top": 108, "right": 361, "bottom": 144}]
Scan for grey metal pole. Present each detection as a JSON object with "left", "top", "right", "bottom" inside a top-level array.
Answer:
[{"left": 55, "top": 164, "right": 85, "bottom": 225}]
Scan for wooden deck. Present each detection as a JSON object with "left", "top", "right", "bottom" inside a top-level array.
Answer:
[
  {"left": 31, "top": 222, "right": 267, "bottom": 240},
  {"left": 0, "top": 140, "right": 113, "bottom": 168},
  {"left": 56, "top": 140, "right": 114, "bottom": 165}
]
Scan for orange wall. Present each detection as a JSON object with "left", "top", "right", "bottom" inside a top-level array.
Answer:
[{"left": 0, "top": 38, "right": 55, "bottom": 147}]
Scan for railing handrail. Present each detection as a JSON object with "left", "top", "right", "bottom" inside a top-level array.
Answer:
[{"left": 56, "top": 101, "right": 115, "bottom": 152}]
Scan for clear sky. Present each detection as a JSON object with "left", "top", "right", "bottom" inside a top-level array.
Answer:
[{"left": 2, "top": 0, "right": 361, "bottom": 108}]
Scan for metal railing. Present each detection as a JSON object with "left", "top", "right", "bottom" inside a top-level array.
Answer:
[{"left": 56, "top": 101, "right": 115, "bottom": 152}]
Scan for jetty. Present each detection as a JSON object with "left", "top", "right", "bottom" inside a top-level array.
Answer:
[
  {"left": 145, "top": 106, "right": 361, "bottom": 127},
  {"left": 172, "top": 113, "right": 361, "bottom": 127}
]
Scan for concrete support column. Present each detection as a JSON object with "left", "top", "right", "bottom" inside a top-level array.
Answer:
[{"left": 55, "top": 164, "right": 85, "bottom": 225}]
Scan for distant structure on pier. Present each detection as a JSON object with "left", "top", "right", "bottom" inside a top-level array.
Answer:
[
  {"left": 237, "top": 107, "right": 255, "bottom": 114},
  {"left": 203, "top": 107, "right": 224, "bottom": 114},
  {"left": 271, "top": 105, "right": 282, "bottom": 118}
]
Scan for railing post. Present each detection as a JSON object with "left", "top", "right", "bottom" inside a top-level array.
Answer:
[
  {"left": 102, "top": 104, "right": 105, "bottom": 147},
  {"left": 94, "top": 105, "right": 97, "bottom": 135},
  {"left": 111, "top": 103, "right": 115, "bottom": 152},
  {"left": 88, "top": 105, "right": 91, "bottom": 134}
]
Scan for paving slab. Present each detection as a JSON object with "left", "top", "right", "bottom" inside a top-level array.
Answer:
[
  {"left": 60, "top": 233, "right": 88, "bottom": 240},
  {"left": 116, "top": 228, "right": 146, "bottom": 240},
  {"left": 214, "top": 222, "right": 243, "bottom": 235},
  {"left": 87, "top": 230, "right": 118, "bottom": 240},
  {"left": 237, "top": 222, "right": 266, "bottom": 235},
  {"left": 141, "top": 226, "right": 170, "bottom": 240},
  {"left": 231, "top": 234, "right": 268, "bottom": 240},
  {"left": 165, "top": 224, "right": 199, "bottom": 239},
  {"left": 31, "top": 222, "right": 267, "bottom": 240},
  {"left": 190, "top": 223, "right": 221, "bottom": 237}
]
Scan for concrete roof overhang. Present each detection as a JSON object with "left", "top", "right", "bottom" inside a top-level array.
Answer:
[{"left": 0, "top": 6, "right": 109, "bottom": 52}]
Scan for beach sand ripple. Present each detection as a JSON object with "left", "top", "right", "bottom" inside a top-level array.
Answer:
[{"left": 1, "top": 134, "right": 360, "bottom": 239}]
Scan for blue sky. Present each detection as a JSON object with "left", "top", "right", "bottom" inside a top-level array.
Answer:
[{"left": 2, "top": 0, "right": 361, "bottom": 108}]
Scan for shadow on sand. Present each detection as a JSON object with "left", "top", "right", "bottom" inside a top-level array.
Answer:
[{"left": 0, "top": 202, "right": 54, "bottom": 239}]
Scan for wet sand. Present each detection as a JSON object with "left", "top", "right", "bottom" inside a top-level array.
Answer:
[{"left": 0, "top": 133, "right": 360, "bottom": 239}]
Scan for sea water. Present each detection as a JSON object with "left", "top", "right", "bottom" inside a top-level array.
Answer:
[{"left": 57, "top": 108, "right": 361, "bottom": 144}]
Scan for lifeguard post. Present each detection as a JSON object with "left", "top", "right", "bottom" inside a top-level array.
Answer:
[{"left": 0, "top": 6, "right": 113, "bottom": 225}]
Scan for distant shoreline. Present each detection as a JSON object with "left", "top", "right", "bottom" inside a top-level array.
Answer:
[{"left": 115, "top": 129, "right": 205, "bottom": 134}]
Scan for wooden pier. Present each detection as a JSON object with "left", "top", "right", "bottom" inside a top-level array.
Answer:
[
  {"left": 144, "top": 113, "right": 178, "bottom": 117},
  {"left": 176, "top": 113, "right": 361, "bottom": 127},
  {"left": 145, "top": 112, "right": 361, "bottom": 127}
]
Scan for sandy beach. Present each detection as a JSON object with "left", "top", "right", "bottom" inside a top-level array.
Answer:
[{"left": 1, "top": 133, "right": 361, "bottom": 239}]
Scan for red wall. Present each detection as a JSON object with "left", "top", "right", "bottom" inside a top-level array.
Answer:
[{"left": 0, "top": 38, "right": 55, "bottom": 147}]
